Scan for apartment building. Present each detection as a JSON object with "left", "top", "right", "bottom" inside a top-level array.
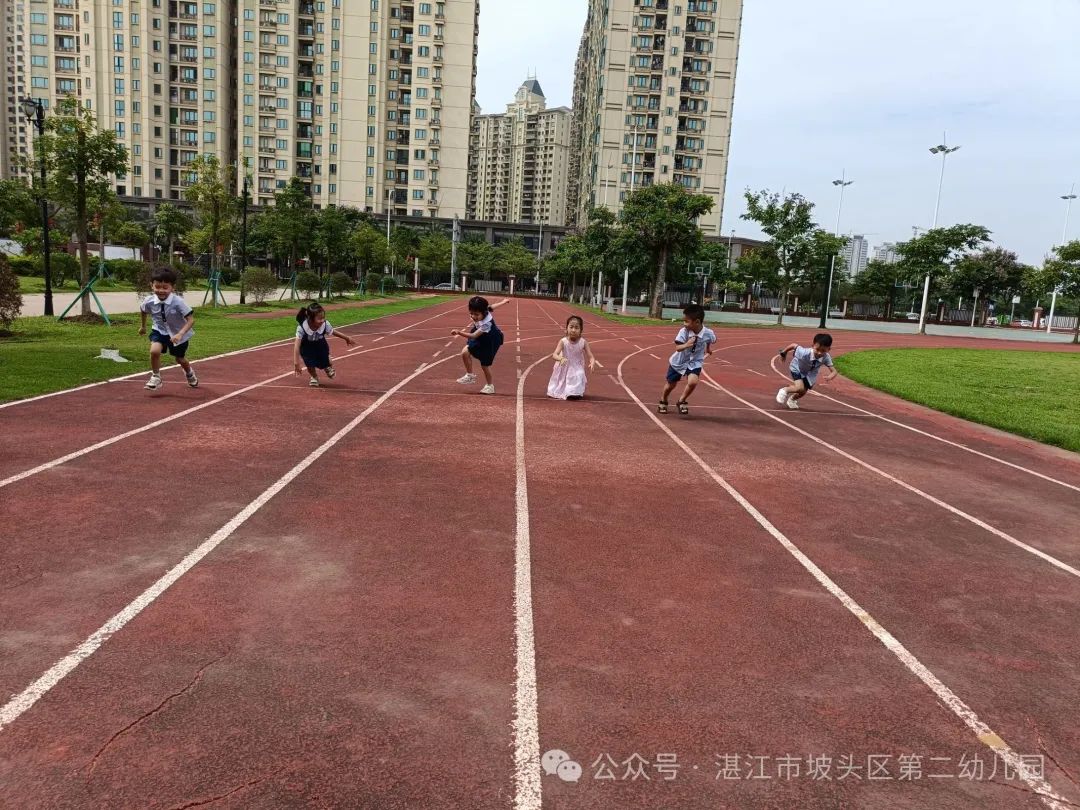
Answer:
[
  {"left": 468, "top": 77, "right": 571, "bottom": 225},
  {"left": 569, "top": 0, "right": 743, "bottom": 236},
  {"left": 841, "top": 234, "right": 869, "bottom": 278},
  {"left": 3, "top": 0, "right": 478, "bottom": 217}
]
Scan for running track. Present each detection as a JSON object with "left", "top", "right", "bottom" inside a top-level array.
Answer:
[{"left": 1, "top": 298, "right": 1078, "bottom": 809}]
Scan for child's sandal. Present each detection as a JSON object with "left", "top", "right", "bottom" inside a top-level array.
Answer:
[
  {"left": 677, "top": 401, "right": 689, "bottom": 415},
  {"left": 657, "top": 400, "right": 669, "bottom": 414},
  {"left": 325, "top": 366, "right": 336, "bottom": 379}
]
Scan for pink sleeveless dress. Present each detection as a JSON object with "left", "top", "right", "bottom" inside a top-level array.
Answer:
[{"left": 547, "top": 337, "right": 588, "bottom": 399}]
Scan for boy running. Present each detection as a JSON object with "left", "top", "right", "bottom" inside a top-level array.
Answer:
[
  {"left": 658, "top": 304, "right": 716, "bottom": 415},
  {"left": 776, "top": 333, "right": 837, "bottom": 410},
  {"left": 139, "top": 266, "right": 197, "bottom": 391}
]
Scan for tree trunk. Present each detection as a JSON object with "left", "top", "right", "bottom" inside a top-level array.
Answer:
[
  {"left": 776, "top": 271, "right": 787, "bottom": 326},
  {"left": 1073, "top": 304, "right": 1079, "bottom": 344},
  {"left": 649, "top": 247, "right": 668, "bottom": 320},
  {"left": 168, "top": 235, "right": 175, "bottom": 266}
]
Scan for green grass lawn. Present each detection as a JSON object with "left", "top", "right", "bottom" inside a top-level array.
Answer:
[
  {"left": 0, "top": 296, "right": 446, "bottom": 403},
  {"left": 835, "top": 348, "right": 1080, "bottom": 453}
]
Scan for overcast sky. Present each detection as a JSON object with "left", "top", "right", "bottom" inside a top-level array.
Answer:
[{"left": 476, "top": 0, "right": 1080, "bottom": 263}]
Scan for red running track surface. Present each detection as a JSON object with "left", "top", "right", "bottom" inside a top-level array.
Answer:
[{"left": 1, "top": 298, "right": 1078, "bottom": 809}]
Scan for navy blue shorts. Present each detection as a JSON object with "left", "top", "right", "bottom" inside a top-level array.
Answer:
[
  {"left": 300, "top": 338, "right": 332, "bottom": 370},
  {"left": 150, "top": 330, "right": 190, "bottom": 358},
  {"left": 666, "top": 365, "right": 703, "bottom": 384},
  {"left": 791, "top": 372, "right": 813, "bottom": 390}
]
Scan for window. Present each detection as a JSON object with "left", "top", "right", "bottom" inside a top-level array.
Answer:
[
  {"left": 204, "top": 132, "right": 216, "bottom": 143},
  {"left": 30, "top": 13, "right": 47, "bottom": 24},
  {"left": 31, "top": 77, "right": 49, "bottom": 88},
  {"left": 30, "top": 34, "right": 48, "bottom": 45}
]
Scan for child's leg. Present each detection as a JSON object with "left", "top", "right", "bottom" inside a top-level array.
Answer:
[
  {"left": 149, "top": 343, "right": 163, "bottom": 374},
  {"left": 176, "top": 356, "right": 192, "bottom": 374},
  {"left": 660, "top": 380, "right": 677, "bottom": 403},
  {"left": 679, "top": 374, "right": 700, "bottom": 402},
  {"left": 480, "top": 364, "right": 493, "bottom": 385},
  {"left": 307, "top": 367, "right": 318, "bottom": 380},
  {"left": 460, "top": 346, "right": 474, "bottom": 373},
  {"left": 790, "top": 381, "right": 809, "bottom": 400}
]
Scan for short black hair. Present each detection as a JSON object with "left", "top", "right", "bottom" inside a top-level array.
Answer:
[
  {"left": 150, "top": 266, "right": 178, "bottom": 286},
  {"left": 468, "top": 295, "right": 490, "bottom": 315},
  {"left": 813, "top": 333, "right": 833, "bottom": 348},
  {"left": 683, "top": 304, "right": 706, "bottom": 322},
  {"left": 566, "top": 315, "right": 584, "bottom": 331}
]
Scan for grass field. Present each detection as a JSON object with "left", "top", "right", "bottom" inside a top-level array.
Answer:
[
  {"left": 0, "top": 296, "right": 445, "bottom": 403},
  {"left": 836, "top": 348, "right": 1080, "bottom": 453}
]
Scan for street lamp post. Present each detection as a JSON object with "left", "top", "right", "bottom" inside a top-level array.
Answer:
[
  {"left": 240, "top": 159, "right": 250, "bottom": 304},
  {"left": 619, "top": 129, "right": 639, "bottom": 312},
  {"left": 1048, "top": 186, "right": 1076, "bottom": 334},
  {"left": 918, "top": 134, "right": 961, "bottom": 334},
  {"left": 820, "top": 171, "right": 853, "bottom": 328},
  {"left": 22, "top": 97, "right": 53, "bottom": 316}
]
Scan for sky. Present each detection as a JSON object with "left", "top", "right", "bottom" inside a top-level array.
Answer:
[{"left": 475, "top": 0, "right": 1080, "bottom": 264}]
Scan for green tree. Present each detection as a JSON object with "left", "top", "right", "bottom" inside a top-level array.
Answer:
[
  {"left": 153, "top": 203, "right": 192, "bottom": 265},
  {"left": 741, "top": 189, "right": 817, "bottom": 324},
  {"left": 352, "top": 222, "right": 391, "bottom": 284},
  {"left": 949, "top": 247, "right": 1028, "bottom": 322},
  {"left": 313, "top": 206, "right": 354, "bottom": 278},
  {"left": 417, "top": 231, "right": 452, "bottom": 276},
  {"left": 621, "top": 183, "right": 715, "bottom": 318},
  {"left": 854, "top": 258, "right": 908, "bottom": 318},
  {"left": 1043, "top": 240, "right": 1080, "bottom": 343},
  {"left": 261, "top": 178, "right": 314, "bottom": 280},
  {"left": 494, "top": 239, "right": 536, "bottom": 279},
  {"left": 388, "top": 225, "right": 420, "bottom": 274},
  {"left": 184, "top": 155, "right": 237, "bottom": 281},
  {"left": 895, "top": 224, "right": 991, "bottom": 333},
  {"left": 38, "top": 97, "right": 128, "bottom": 315},
  {"left": 0, "top": 179, "right": 38, "bottom": 238},
  {"left": 543, "top": 233, "right": 588, "bottom": 293},
  {"left": 458, "top": 237, "right": 496, "bottom": 278}
]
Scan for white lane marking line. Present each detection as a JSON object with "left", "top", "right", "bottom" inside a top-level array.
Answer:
[
  {"left": 373, "top": 336, "right": 385, "bottom": 342},
  {"left": 615, "top": 350, "right": 1071, "bottom": 810},
  {"left": 0, "top": 355, "right": 453, "bottom": 734},
  {"left": 649, "top": 353, "right": 662, "bottom": 360},
  {"left": 512, "top": 348, "right": 549, "bottom": 810},
  {"left": 444, "top": 340, "right": 453, "bottom": 347},
  {"left": 702, "top": 371, "right": 1080, "bottom": 580},
  {"left": 767, "top": 356, "right": 1080, "bottom": 494},
  {"left": 432, "top": 350, "right": 442, "bottom": 358},
  {"left": 746, "top": 369, "right": 767, "bottom": 377},
  {"left": 0, "top": 303, "right": 449, "bottom": 411},
  {"left": 0, "top": 336, "right": 445, "bottom": 491}
]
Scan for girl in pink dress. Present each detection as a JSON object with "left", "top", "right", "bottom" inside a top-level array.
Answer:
[{"left": 547, "top": 315, "right": 599, "bottom": 400}]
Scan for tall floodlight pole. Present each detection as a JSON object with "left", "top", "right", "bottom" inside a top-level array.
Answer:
[
  {"left": 918, "top": 134, "right": 961, "bottom": 334},
  {"left": 820, "top": 171, "right": 853, "bottom": 328},
  {"left": 22, "top": 97, "right": 53, "bottom": 316}
]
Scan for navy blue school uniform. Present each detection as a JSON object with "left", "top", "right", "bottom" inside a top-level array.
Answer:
[
  {"left": 297, "top": 319, "right": 334, "bottom": 369},
  {"left": 467, "top": 312, "right": 504, "bottom": 367}
]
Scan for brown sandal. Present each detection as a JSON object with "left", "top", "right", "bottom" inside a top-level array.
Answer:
[
  {"left": 677, "top": 401, "right": 689, "bottom": 415},
  {"left": 657, "top": 400, "right": 669, "bottom": 414}
]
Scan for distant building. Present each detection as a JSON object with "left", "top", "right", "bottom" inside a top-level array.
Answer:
[
  {"left": 873, "top": 242, "right": 901, "bottom": 265},
  {"left": 842, "top": 234, "right": 869, "bottom": 277}
]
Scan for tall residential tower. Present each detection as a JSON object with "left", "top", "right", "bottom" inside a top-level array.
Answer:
[{"left": 569, "top": 0, "right": 743, "bottom": 235}]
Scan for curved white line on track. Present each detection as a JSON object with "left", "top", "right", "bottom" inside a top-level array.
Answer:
[
  {"left": 614, "top": 342, "right": 1072, "bottom": 810},
  {"left": 0, "top": 354, "right": 456, "bottom": 734},
  {"left": 765, "top": 355, "right": 1080, "bottom": 494}
]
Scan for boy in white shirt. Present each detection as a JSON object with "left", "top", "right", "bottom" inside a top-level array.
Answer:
[
  {"left": 138, "top": 266, "right": 196, "bottom": 391},
  {"left": 776, "top": 333, "right": 838, "bottom": 410},
  {"left": 658, "top": 304, "right": 716, "bottom": 415}
]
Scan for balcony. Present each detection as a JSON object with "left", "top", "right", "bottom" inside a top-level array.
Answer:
[{"left": 299, "top": 1, "right": 315, "bottom": 14}]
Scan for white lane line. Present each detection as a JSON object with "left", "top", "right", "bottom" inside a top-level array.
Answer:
[
  {"left": 767, "top": 356, "right": 1080, "bottom": 494},
  {"left": 0, "top": 355, "right": 454, "bottom": 735},
  {"left": 649, "top": 354, "right": 662, "bottom": 361},
  {"left": 512, "top": 338, "right": 549, "bottom": 810},
  {"left": 373, "top": 336, "right": 385, "bottom": 342},
  {"left": 432, "top": 350, "right": 442, "bottom": 359},
  {"left": 444, "top": 340, "right": 453, "bottom": 348},
  {"left": 0, "top": 303, "right": 449, "bottom": 411},
  {"left": 702, "top": 371, "right": 1080, "bottom": 580},
  {"left": 0, "top": 335, "right": 446, "bottom": 491},
  {"left": 746, "top": 369, "right": 767, "bottom": 377},
  {"left": 615, "top": 349, "right": 1071, "bottom": 810}
]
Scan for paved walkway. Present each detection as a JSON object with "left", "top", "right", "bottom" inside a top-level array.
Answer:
[{"left": 21, "top": 289, "right": 284, "bottom": 317}]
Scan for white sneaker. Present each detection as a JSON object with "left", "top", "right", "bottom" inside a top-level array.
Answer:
[
  {"left": 775, "top": 387, "right": 788, "bottom": 404},
  {"left": 186, "top": 371, "right": 198, "bottom": 388},
  {"left": 144, "top": 374, "right": 162, "bottom": 390},
  {"left": 456, "top": 373, "right": 477, "bottom": 384},
  {"left": 309, "top": 377, "right": 320, "bottom": 387},
  {"left": 786, "top": 397, "right": 800, "bottom": 410},
  {"left": 480, "top": 384, "right": 495, "bottom": 395}
]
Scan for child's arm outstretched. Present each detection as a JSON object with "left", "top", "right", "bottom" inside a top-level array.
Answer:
[
  {"left": 172, "top": 313, "right": 195, "bottom": 345},
  {"left": 333, "top": 330, "right": 356, "bottom": 348},
  {"left": 488, "top": 298, "right": 511, "bottom": 311},
  {"left": 293, "top": 336, "right": 304, "bottom": 375},
  {"left": 778, "top": 342, "right": 798, "bottom": 361},
  {"left": 138, "top": 309, "right": 148, "bottom": 336},
  {"left": 584, "top": 339, "right": 601, "bottom": 370}
]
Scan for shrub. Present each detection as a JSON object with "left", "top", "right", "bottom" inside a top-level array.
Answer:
[
  {"left": 241, "top": 266, "right": 278, "bottom": 303},
  {"left": 0, "top": 255, "right": 22, "bottom": 328},
  {"left": 329, "top": 271, "right": 353, "bottom": 297},
  {"left": 6, "top": 255, "right": 37, "bottom": 277},
  {"left": 105, "top": 258, "right": 147, "bottom": 285},
  {"left": 363, "top": 272, "right": 383, "bottom": 294},
  {"left": 297, "top": 271, "right": 322, "bottom": 298}
]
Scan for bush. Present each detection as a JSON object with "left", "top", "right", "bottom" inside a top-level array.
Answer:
[
  {"left": 105, "top": 258, "right": 147, "bottom": 285},
  {"left": 5, "top": 252, "right": 79, "bottom": 287},
  {"left": 0, "top": 255, "right": 22, "bottom": 328},
  {"left": 6, "top": 255, "right": 37, "bottom": 276},
  {"left": 241, "top": 266, "right": 278, "bottom": 303},
  {"left": 329, "top": 271, "right": 353, "bottom": 297},
  {"left": 364, "top": 272, "right": 385, "bottom": 294},
  {"left": 297, "top": 271, "right": 322, "bottom": 298}
]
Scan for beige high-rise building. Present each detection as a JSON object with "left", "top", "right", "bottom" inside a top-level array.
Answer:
[
  {"left": 468, "top": 77, "right": 572, "bottom": 226},
  {"left": 569, "top": 0, "right": 743, "bottom": 235},
  {"left": 3, "top": 0, "right": 479, "bottom": 217}
]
